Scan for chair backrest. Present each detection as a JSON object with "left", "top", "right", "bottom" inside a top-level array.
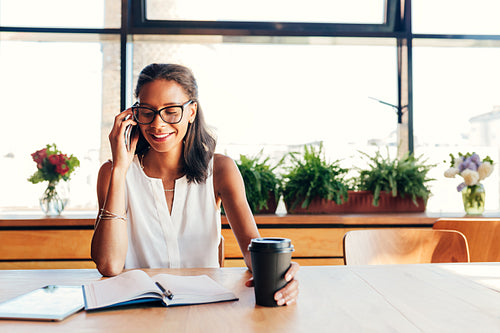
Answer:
[
  {"left": 343, "top": 228, "right": 470, "bottom": 265},
  {"left": 433, "top": 218, "right": 500, "bottom": 262},
  {"left": 218, "top": 235, "right": 225, "bottom": 267}
]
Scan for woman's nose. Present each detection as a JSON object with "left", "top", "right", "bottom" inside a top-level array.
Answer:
[{"left": 150, "top": 113, "right": 167, "bottom": 127}]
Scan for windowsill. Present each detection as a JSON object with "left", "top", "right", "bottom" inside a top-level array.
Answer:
[{"left": 1, "top": 210, "right": 499, "bottom": 229}]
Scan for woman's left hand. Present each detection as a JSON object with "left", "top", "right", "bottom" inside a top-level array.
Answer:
[{"left": 245, "top": 261, "right": 300, "bottom": 306}]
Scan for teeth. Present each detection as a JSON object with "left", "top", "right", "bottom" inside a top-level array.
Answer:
[{"left": 152, "top": 133, "right": 169, "bottom": 138}]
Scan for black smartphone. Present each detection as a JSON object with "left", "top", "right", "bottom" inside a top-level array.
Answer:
[
  {"left": 122, "top": 113, "right": 136, "bottom": 152},
  {"left": 124, "top": 116, "right": 132, "bottom": 151}
]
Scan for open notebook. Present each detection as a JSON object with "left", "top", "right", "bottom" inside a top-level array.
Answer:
[{"left": 83, "top": 269, "right": 238, "bottom": 310}]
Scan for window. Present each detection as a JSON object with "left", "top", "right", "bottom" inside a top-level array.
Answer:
[
  {"left": 0, "top": 33, "right": 120, "bottom": 210},
  {"left": 2, "top": 0, "right": 500, "bottom": 214},
  {"left": 413, "top": 39, "right": 500, "bottom": 212},
  {"left": 131, "top": 35, "right": 397, "bottom": 163},
  {"left": 0, "top": 0, "right": 120, "bottom": 28},
  {"left": 0, "top": 0, "right": 120, "bottom": 211},
  {"left": 145, "top": 0, "right": 386, "bottom": 24},
  {"left": 413, "top": 0, "right": 500, "bottom": 35}
]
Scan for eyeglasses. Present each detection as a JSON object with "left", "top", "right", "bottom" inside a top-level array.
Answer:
[{"left": 132, "top": 100, "right": 193, "bottom": 125}]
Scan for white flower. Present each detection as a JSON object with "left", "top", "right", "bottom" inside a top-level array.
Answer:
[
  {"left": 461, "top": 169, "right": 480, "bottom": 186},
  {"left": 478, "top": 162, "right": 494, "bottom": 180},
  {"left": 444, "top": 167, "right": 459, "bottom": 178},
  {"left": 454, "top": 156, "right": 463, "bottom": 167}
]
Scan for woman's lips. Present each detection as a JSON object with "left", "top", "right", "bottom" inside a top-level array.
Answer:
[{"left": 149, "top": 132, "right": 173, "bottom": 142}]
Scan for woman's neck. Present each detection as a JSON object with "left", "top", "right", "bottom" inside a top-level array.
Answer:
[{"left": 140, "top": 148, "right": 185, "bottom": 181}]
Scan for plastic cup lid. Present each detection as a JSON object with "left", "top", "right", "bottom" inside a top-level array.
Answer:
[{"left": 248, "top": 237, "right": 294, "bottom": 252}]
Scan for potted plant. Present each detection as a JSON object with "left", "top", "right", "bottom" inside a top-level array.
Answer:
[
  {"left": 281, "top": 143, "right": 350, "bottom": 214},
  {"left": 235, "top": 151, "right": 281, "bottom": 214},
  {"left": 351, "top": 150, "right": 435, "bottom": 212}
]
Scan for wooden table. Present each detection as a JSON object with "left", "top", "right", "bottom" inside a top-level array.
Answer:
[{"left": 1, "top": 264, "right": 500, "bottom": 332}]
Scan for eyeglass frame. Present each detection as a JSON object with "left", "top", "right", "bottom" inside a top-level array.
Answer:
[{"left": 131, "top": 100, "right": 194, "bottom": 125}]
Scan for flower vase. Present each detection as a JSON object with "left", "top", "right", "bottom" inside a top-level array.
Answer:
[
  {"left": 461, "top": 183, "right": 485, "bottom": 215},
  {"left": 40, "top": 181, "right": 69, "bottom": 216}
]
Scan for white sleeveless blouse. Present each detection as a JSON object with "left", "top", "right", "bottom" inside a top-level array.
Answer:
[{"left": 123, "top": 155, "right": 221, "bottom": 269}]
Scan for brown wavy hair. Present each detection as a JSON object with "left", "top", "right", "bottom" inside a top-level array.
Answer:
[{"left": 134, "top": 63, "right": 216, "bottom": 183}]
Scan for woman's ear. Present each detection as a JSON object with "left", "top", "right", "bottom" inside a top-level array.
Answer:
[{"left": 188, "top": 102, "right": 197, "bottom": 123}]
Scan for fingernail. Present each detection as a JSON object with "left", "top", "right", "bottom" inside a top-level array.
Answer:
[
  {"left": 277, "top": 298, "right": 285, "bottom": 306},
  {"left": 275, "top": 292, "right": 282, "bottom": 300},
  {"left": 286, "top": 274, "right": 292, "bottom": 281}
]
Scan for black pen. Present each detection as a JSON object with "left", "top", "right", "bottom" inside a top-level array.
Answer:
[{"left": 155, "top": 281, "right": 174, "bottom": 300}]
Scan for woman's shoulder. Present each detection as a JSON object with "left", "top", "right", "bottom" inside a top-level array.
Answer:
[
  {"left": 213, "top": 153, "right": 237, "bottom": 173},
  {"left": 213, "top": 153, "right": 241, "bottom": 184},
  {"left": 98, "top": 159, "right": 113, "bottom": 175},
  {"left": 212, "top": 154, "right": 245, "bottom": 198}
]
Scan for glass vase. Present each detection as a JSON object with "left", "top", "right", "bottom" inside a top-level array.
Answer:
[
  {"left": 40, "top": 181, "right": 69, "bottom": 216},
  {"left": 461, "top": 184, "right": 485, "bottom": 215}
]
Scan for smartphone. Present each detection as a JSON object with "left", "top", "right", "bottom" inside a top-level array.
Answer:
[{"left": 123, "top": 114, "right": 135, "bottom": 151}]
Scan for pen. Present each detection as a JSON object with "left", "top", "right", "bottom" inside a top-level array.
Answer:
[{"left": 155, "top": 281, "right": 174, "bottom": 300}]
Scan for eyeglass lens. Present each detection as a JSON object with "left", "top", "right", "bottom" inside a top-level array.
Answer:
[{"left": 133, "top": 106, "right": 183, "bottom": 124}]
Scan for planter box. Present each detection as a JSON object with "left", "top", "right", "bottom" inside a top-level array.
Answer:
[
  {"left": 287, "top": 191, "right": 426, "bottom": 214},
  {"left": 255, "top": 196, "right": 278, "bottom": 214}
]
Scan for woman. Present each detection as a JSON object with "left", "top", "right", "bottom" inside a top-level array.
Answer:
[{"left": 91, "top": 63, "right": 299, "bottom": 306}]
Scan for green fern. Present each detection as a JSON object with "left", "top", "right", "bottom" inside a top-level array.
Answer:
[
  {"left": 355, "top": 150, "right": 435, "bottom": 207},
  {"left": 236, "top": 151, "right": 281, "bottom": 214},
  {"left": 282, "top": 143, "right": 349, "bottom": 211}
]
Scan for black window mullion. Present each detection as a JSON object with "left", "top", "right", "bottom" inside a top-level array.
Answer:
[
  {"left": 128, "top": 23, "right": 402, "bottom": 38},
  {"left": 121, "top": 0, "right": 130, "bottom": 111}
]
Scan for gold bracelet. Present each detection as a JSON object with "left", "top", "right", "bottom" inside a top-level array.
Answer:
[
  {"left": 95, "top": 208, "right": 127, "bottom": 229},
  {"left": 99, "top": 208, "right": 127, "bottom": 220}
]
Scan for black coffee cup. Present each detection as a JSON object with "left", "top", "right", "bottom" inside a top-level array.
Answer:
[{"left": 248, "top": 237, "right": 294, "bottom": 307}]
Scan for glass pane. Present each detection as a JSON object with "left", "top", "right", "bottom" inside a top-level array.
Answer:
[
  {"left": 146, "top": 0, "right": 386, "bottom": 24},
  {"left": 0, "top": 0, "right": 121, "bottom": 28},
  {"left": 413, "top": 40, "right": 500, "bottom": 213},
  {"left": 413, "top": 0, "right": 500, "bottom": 35},
  {"left": 0, "top": 33, "right": 120, "bottom": 211},
  {"left": 131, "top": 35, "right": 397, "bottom": 181}
]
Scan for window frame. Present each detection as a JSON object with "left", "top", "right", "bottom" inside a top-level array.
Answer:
[{"left": 129, "top": 0, "right": 400, "bottom": 37}]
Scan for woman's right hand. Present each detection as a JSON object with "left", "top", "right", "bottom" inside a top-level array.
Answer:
[{"left": 108, "top": 108, "right": 138, "bottom": 172}]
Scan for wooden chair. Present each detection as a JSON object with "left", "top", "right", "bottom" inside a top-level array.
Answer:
[
  {"left": 433, "top": 218, "right": 500, "bottom": 262},
  {"left": 343, "top": 228, "right": 470, "bottom": 265},
  {"left": 218, "top": 235, "right": 225, "bottom": 267}
]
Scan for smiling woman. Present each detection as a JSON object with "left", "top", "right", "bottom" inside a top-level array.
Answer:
[{"left": 90, "top": 62, "right": 300, "bottom": 305}]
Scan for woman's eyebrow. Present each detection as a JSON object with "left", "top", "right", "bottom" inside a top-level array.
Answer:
[{"left": 138, "top": 102, "right": 182, "bottom": 107}]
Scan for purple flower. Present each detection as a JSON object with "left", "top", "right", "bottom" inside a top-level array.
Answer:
[
  {"left": 460, "top": 158, "right": 478, "bottom": 171},
  {"left": 457, "top": 182, "right": 467, "bottom": 192},
  {"left": 470, "top": 153, "right": 481, "bottom": 166},
  {"left": 458, "top": 161, "right": 466, "bottom": 172}
]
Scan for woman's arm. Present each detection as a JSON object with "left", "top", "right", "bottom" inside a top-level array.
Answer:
[
  {"left": 213, "top": 154, "right": 260, "bottom": 270},
  {"left": 91, "top": 108, "right": 138, "bottom": 277},
  {"left": 213, "top": 154, "right": 299, "bottom": 306}
]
